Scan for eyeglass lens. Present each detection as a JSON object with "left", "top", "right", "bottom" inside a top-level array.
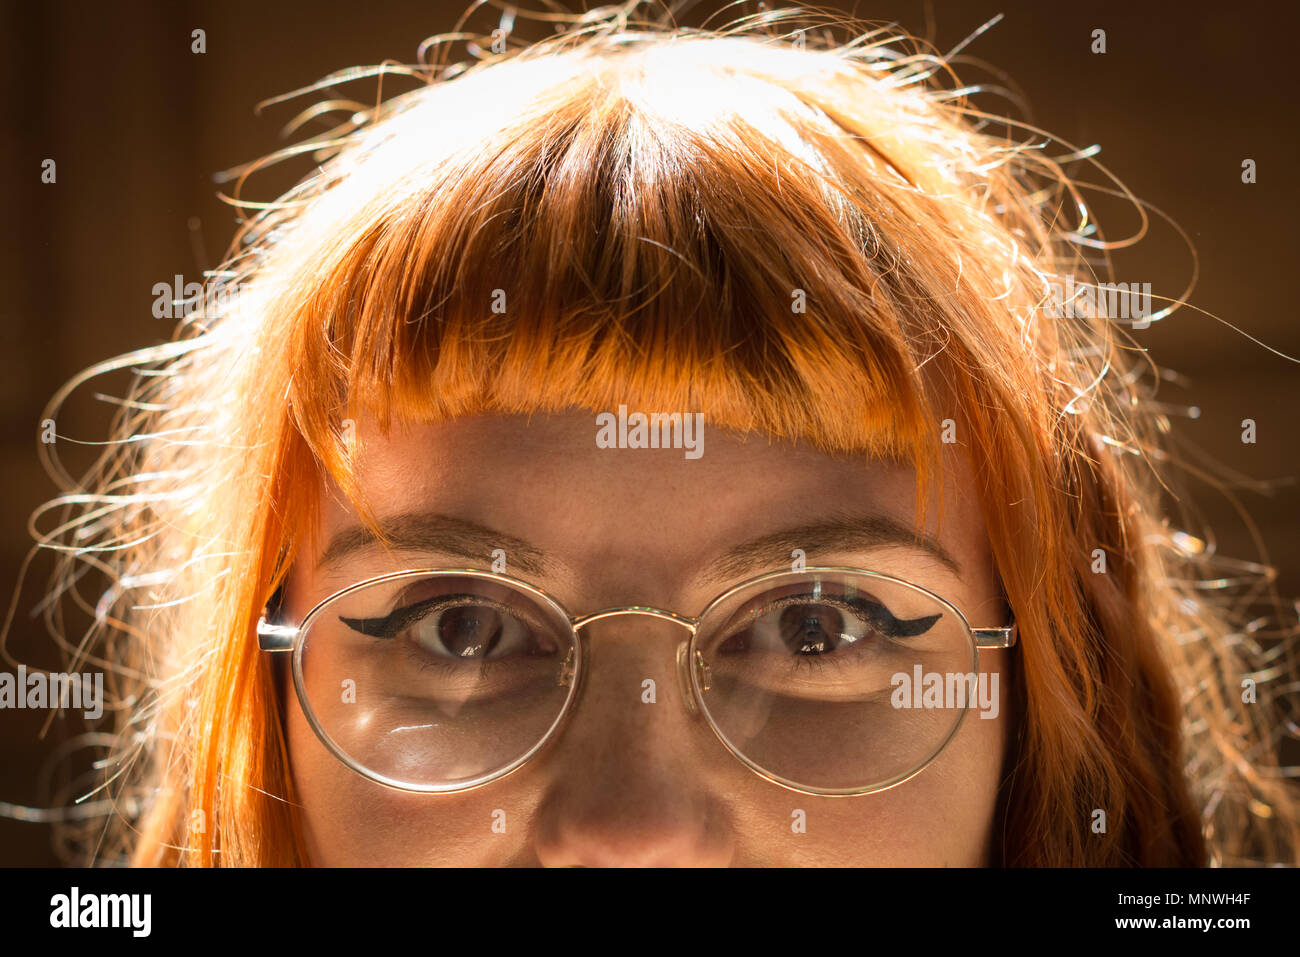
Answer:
[{"left": 294, "top": 571, "right": 978, "bottom": 793}]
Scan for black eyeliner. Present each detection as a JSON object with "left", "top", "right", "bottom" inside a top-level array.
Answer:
[
  {"left": 846, "top": 597, "right": 942, "bottom": 638},
  {"left": 338, "top": 594, "right": 457, "bottom": 639}
]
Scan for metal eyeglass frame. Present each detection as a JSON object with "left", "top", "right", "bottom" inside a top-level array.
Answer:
[{"left": 257, "top": 565, "right": 1018, "bottom": 798}]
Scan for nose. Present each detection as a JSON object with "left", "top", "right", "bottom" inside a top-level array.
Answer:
[{"left": 532, "top": 617, "right": 734, "bottom": 866}]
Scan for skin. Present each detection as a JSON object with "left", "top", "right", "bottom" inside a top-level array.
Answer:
[{"left": 281, "top": 410, "right": 1014, "bottom": 866}]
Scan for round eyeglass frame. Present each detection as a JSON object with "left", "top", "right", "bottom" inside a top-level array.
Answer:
[{"left": 258, "top": 566, "right": 1017, "bottom": 798}]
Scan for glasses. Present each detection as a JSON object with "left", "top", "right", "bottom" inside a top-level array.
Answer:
[{"left": 258, "top": 566, "right": 1016, "bottom": 797}]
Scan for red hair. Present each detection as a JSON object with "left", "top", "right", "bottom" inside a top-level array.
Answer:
[{"left": 24, "top": 4, "right": 1299, "bottom": 866}]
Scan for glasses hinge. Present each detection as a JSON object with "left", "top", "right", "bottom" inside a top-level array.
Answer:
[
  {"left": 973, "top": 624, "right": 1017, "bottom": 649},
  {"left": 256, "top": 618, "right": 298, "bottom": 652}
]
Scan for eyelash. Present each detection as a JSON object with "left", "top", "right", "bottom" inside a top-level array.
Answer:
[
  {"left": 340, "top": 594, "right": 546, "bottom": 639},
  {"left": 340, "top": 585, "right": 939, "bottom": 679},
  {"left": 733, "top": 593, "right": 940, "bottom": 642},
  {"left": 340, "top": 594, "right": 547, "bottom": 678}
]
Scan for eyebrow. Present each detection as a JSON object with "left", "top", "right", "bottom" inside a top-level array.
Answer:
[
  {"left": 318, "top": 510, "right": 959, "bottom": 583},
  {"left": 317, "top": 512, "right": 554, "bottom": 576},
  {"left": 699, "top": 512, "right": 961, "bottom": 586}
]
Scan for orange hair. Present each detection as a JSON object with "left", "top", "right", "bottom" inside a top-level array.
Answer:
[{"left": 24, "top": 3, "right": 1299, "bottom": 866}]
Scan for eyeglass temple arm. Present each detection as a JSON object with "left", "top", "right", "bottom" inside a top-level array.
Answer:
[{"left": 257, "top": 617, "right": 297, "bottom": 652}]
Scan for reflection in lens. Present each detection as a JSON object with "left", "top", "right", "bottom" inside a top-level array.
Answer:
[
  {"left": 695, "top": 571, "right": 978, "bottom": 792},
  {"left": 297, "top": 574, "right": 576, "bottom": 789}
]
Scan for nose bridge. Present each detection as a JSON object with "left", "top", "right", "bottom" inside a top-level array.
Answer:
[
  {"left": 569, "top": 607, "right": 703, "bottom": 717},
  {"left": 571, "top": 605, "right": 698, "bottom": 632},
  {"left": 531, "top": 606, "right": 735, "bottom": 866}
]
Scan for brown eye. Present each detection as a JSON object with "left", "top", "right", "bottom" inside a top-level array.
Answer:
[
  {"left": 339, "top": 586, "right": 562, "bottom": 661},
  {"left": 778, "top": 604, "right": 845, "bottom": 655},
  {"left": 429, "top": 606, "right": 504, "bottom": 658},
  {"left": 711, "top": 590, "right": 907, "bottom": 661},
  {"left": 716, "top": 601, "right": 861, "bottom": 657}
]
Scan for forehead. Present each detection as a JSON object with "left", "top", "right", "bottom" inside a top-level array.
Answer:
[
  {"left": 307, "top": 411, "right": 989, "bottom": 585},
  {"left": 334, "top": 410, "right": 921, "bottom": 522},
  {"left": 347, "top": 409, "right": 914, "bottom": 494}
]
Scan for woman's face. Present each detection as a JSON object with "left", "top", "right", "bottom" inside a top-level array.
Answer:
[{"left": 281, "top": 410, "right": 1013, "bottom": 865}]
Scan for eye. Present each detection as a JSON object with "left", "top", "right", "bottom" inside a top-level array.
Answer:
[
  {"left": 339, "top": 593, "right": 553, "bottom": 660},
  {"left": 716, "top": 594, "right": 941, "bottom": 658},
  {"left": 412, "top": 603, "right": 528, "bottom": 658},
  {"left": 767, "top": 602, "right": 866, "bottom": 655},
  {"left": 720, "top": 599, "right": 865, "bottom": 657}
]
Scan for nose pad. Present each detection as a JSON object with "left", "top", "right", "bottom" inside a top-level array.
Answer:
[
  {"left": 674, "top": 642, "right": 711, "bottom": 715},
  {"left": 558, "top": 646, "right": 576, "bottom": 688},
  {"left": 674, "top": 641, "right": 697, "bottom": 716}
]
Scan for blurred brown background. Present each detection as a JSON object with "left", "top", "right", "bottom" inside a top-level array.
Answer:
[{"left": 2, "top": 0, "right": 1297, "bottom": 864}]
